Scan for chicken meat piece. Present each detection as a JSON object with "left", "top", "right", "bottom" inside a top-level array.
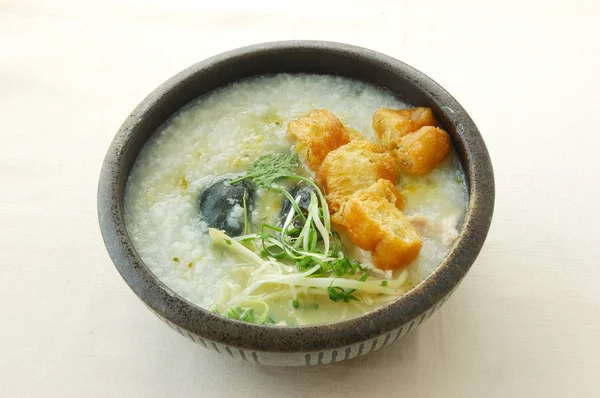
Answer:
[
  {"left": 316, "top": 137, "right": 398, "bottom": 212},
  {"left": 333, "top": 188, "right": 422, "bottom": 269},
  {"left": 287, "top": 109, "right": 350, "bottom": 170},
  {"left": 408, "top": 214, "right": 460, "bottom": 247}
]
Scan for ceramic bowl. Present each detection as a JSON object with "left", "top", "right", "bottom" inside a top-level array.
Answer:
[{"left": 98, "top": 40, "right": 494, "bottom": 366}]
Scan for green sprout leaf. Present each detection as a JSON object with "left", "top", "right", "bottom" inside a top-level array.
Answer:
[{"left": 229, "top": 153, "right": 298, "bottom": 189}]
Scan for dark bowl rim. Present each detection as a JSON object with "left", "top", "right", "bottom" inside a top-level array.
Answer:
[{"left": 98, "top": 40, "right": 494, "bottom": 353}]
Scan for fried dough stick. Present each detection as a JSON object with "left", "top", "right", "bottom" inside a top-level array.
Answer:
[
  {"left": 373, "top": 108, "right": 450, "bottom": 175},
  {"left": 287, "top": 109, "right": 350, "bottom": 171}
]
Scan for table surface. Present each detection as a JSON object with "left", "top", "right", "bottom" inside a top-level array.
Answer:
[{"left": 2, "top": 0, "right": 600, "bottom": 396}]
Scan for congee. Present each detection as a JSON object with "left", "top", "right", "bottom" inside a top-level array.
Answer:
[{"left": 124, "top": 74, "right": 468, "bottom": 326}]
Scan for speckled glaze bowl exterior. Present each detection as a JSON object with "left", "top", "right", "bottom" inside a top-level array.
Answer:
[{"left": 98, "top": 41, "right": 494, "bottom": 366}]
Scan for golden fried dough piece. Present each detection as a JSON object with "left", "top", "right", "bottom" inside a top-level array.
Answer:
[
  {"left": 372, "top": 107, "right": 437, "bottom": 144},
  {"left": 397, "top": 126, "right": 451, "bottom": 175},
  {"left": 331, "top": 179, "right": 405, "bottom": 227},
  {"left": 333, "top": 189, "right": 422, "bottom": 269},
  {"left": 287, "top": 109, "right": 350, "bottom": 170},
  {"left": 362, "top": 179, "right": 405, "bottom": 210},
  {"left": 345, "top": 127, "right": 365, "bottom": 141},
  {"left": 316, "top": 138, "right": 398, "bottom": 212},
  {"left": 372, "top": 107, "right": 450, "bottom": 175}
]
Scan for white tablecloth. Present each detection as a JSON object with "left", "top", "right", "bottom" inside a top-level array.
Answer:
[{"left": 2, "top": 0, "right": 600, "bottom": 396}]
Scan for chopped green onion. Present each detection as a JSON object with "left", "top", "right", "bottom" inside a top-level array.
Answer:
[
  {"left": 327, "top": 285, "right": 359, "bottom": 303},
  {"left": 239, "top": 308, "right": 255, "bottom": 323}
]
